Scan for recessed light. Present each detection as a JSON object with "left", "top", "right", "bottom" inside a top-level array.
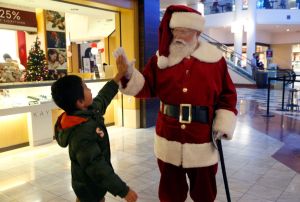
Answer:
[{"left": 286, "top": 28, "right": 290, "bottom": 32}]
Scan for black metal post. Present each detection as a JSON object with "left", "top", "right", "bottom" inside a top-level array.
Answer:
[
  {"left": 262, "top": 77, "right": 274, "bottom": 117},
  {"left": 217, "top": 139, "right": 231, "bottom": 202},
  {"left": 291, "top": 81, "right": 295, "bottom": 111},
  {"left": 277, "top": 75, "right": 287, "bottom": 111}
]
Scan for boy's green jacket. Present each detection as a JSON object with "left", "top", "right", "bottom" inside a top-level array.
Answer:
[{"left": 54, "top": 80, "right": 129, "bottom": 202}]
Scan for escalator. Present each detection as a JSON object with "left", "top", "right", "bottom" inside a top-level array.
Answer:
[
  {"left": 200, "top": 33, "right": 256, "bottom": 84},
  {"left": 200, "top": 33, "right": 296, "bottom": 88}
]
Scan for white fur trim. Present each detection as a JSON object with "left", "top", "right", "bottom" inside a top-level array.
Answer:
[
  {"left": 213, "top": 109, "right": 237, "bottom": 140},
  {"left": 156, "top": 51, "right": 169, "bottom": 69},
  {"left": 191, "top": 41, "right": 223, "bottom": 63},
  {"left": 182, "top": 142, "right": 218, "bottom": 168},
  {"left": 154, "top": 134, "right": 182, "bottom": 166},
  {"left": 154, "top": 135, "right": 218, "bottom": 168},
  {"left": 119, "top": 68, "right": 145, "bottom": 96},
  {"left": 170, "top": 12, "right": 205, "bottom": 32}
]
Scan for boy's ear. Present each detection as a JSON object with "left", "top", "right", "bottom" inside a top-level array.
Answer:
[{"left": 76, "top": 99, "right": 84, "bottom": 109}]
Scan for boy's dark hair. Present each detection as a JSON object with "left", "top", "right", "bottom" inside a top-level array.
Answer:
[{"left": 51, "top": 75, "right": 84, "bottom": 114}]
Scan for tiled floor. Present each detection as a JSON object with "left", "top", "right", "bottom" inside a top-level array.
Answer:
[{"left": 1, "top": 87, "right": 300, "bottom": 202}]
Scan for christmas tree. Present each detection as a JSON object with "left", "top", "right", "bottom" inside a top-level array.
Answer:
[{"left": 25, "top": 37, "right": 49, "bottom": 81}]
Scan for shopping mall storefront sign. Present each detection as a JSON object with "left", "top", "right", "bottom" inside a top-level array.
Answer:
[{"left": 0, "top": 7, "right": 37, "bottom": 32}]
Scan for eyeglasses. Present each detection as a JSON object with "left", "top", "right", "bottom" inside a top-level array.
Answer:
[{"left": 171, "top": 28, "right": 197, "bottom": 36}]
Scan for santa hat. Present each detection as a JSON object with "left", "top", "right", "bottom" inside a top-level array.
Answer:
[{"left": 157, "top": 5, "right": 205, "bottom": 69}]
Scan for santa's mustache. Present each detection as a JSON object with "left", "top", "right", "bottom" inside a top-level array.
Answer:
[{"left": 172, "top": 39, "right": 187, "bottom": 45}]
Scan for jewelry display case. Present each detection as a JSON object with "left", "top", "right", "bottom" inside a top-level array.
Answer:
[{"left": 0, "top": 79, "right": 112, "bottom": 152}]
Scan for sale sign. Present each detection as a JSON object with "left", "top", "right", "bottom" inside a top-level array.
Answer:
[{"left": 0, "top": 7, "right": 37, "bottom": 28}]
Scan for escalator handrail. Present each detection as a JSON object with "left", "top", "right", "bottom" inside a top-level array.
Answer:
[{"left": 201, "top": 33, "right": 252, "bottom": 66}]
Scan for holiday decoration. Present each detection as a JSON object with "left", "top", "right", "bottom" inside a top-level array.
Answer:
[
  {"left": 25, "top": 37, "right": 50, "bottom": 81},
  {"left": 0, "top": 63, "right": 22, "bottom": 83}
]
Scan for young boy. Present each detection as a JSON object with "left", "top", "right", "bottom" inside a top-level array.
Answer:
[{"left": 51, "top": 59, "right": 138, "bottom": 202}]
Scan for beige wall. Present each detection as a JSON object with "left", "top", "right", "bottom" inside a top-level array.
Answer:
[{"left": 271, "top": 44, "right": 292, "bottom": 69}]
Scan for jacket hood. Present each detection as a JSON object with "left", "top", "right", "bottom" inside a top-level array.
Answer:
[{"left": 54, "top": 112, "right": 88, "bottom": 147}]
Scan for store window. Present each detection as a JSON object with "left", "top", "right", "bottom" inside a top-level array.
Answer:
[
  {"left": 0, "top": 3, "right": 116, "bottom": 83},
  {"left": 292, "top": 44, "right": 300, "bottom": 71},
  {"left": 0, "top": 2, "right": 123, "bottom": 152},
  {"left": 256, "top": 45, "right": 269, "bottom": 69}
]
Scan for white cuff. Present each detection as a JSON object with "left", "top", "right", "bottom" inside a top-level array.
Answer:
[
  {"left": 213, "top": 109, "right": 237, "bottom": 140},
  {"left": 119, "top": 68, "right": 145, "bottom": 96}
]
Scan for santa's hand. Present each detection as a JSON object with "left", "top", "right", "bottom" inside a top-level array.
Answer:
[
  {"left": 113, "top": 47, "right": 135, "bottom": 79},
  {"left": 213, "top": 131, "right": 227, "bottom": 140}
]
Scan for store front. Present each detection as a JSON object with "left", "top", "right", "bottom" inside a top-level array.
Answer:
[
  {"left": 0, "top": 0, "right": 139, "bottom": 152},
  {"left": 225, "top": 43, "right": 270, "bottom": 68},
  {"left": 292, "top": 44, "right": 300, "bottom": 72}
]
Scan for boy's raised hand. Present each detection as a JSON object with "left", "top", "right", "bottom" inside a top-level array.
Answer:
[{"left": 124, "top": 188, "right": 138, "bottom": 202}]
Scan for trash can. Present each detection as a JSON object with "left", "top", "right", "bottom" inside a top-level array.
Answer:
[{"left": 256, "top": 70, "right": 268, "bottom": 88}]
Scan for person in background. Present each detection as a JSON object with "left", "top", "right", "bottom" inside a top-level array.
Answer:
[
  {"left": 279, "top": 0, "right": 286, "bottom": 8},
  {"left": 51, "top": 62, "right": 138, "bottom": 202},
  {"left": 264, "top": 0, "right": 272, "bottom": 9},
  {"left": 3, "top": 53, "right": 13, "bottom": 62},
  {"left": 297, "top": 0, "right": 300, "bottom": 9},
  {"left": 251, "top": 53, "right": 258, "bottom": 80},
  {"left": 115, "top": 5, "right": 237, "bottom": 202},
  {"left": 256, "top": 54, "right": 264, "bottom": 70}
]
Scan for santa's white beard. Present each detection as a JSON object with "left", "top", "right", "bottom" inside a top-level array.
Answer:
[{"left": 168, "top": 36, "right": 198, "bottom": 66}]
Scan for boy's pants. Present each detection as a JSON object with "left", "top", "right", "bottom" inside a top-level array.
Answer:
[
  {"left": 158, "top": 159, "right": 218, "bottom": 202},
  {"left": 76, "top": 198, "right": 105, "bottom": 202}
]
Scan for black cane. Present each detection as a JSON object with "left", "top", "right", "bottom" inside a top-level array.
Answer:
[{"left": 217, "top": 139, "right": 231, "bottom": 202}]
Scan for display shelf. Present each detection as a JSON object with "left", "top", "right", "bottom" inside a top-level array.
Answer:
[{"left": 0, "top": 78, "right": 110, "bottom": 89}]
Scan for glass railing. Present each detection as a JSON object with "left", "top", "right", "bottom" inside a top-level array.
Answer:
[
  {"left": 256, "top": 0, "right": 300, "bottom": 9},
  {"left": 203, "top": 1, "right": 235, "bottom": 15},
  {"left": 204, "top": 0, "right": 299, "bottom": 15}
]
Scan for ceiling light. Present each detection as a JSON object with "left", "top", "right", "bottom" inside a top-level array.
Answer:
[{"left": 286, "top": 29, "right": 290, "bottom": 32}]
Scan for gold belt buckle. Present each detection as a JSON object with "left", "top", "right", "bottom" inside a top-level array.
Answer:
[{"left": 179, "top": 104, "right": 192, "bottom": 124}]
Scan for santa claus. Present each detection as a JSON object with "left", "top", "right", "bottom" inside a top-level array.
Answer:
[{"left": 114, "top": 5, "right": 237, "bottom": 202}]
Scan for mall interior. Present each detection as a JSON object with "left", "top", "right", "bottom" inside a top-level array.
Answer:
[{"left": 0, "top": 0, "right": 300, "bottom": 201}]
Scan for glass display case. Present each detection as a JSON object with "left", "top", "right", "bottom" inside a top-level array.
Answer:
[{"left": 0, "top": 79, "right": 111, "bottom": 152}]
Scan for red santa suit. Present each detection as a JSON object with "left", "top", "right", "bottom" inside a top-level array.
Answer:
[{"left": 119, "top": 5, "right": 237, "bottom": 202}]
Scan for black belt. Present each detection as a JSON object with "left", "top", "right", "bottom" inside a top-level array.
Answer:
[{"left": 161, "top": 102, "right": 209, "bottom": 124}]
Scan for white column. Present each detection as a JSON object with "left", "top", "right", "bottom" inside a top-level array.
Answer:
[
  {"left": 246, "top": 0, "right": 257, "bottom": 67},
  {"left": 233, "top": 0, "right": 244, "bottom": 66}
]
